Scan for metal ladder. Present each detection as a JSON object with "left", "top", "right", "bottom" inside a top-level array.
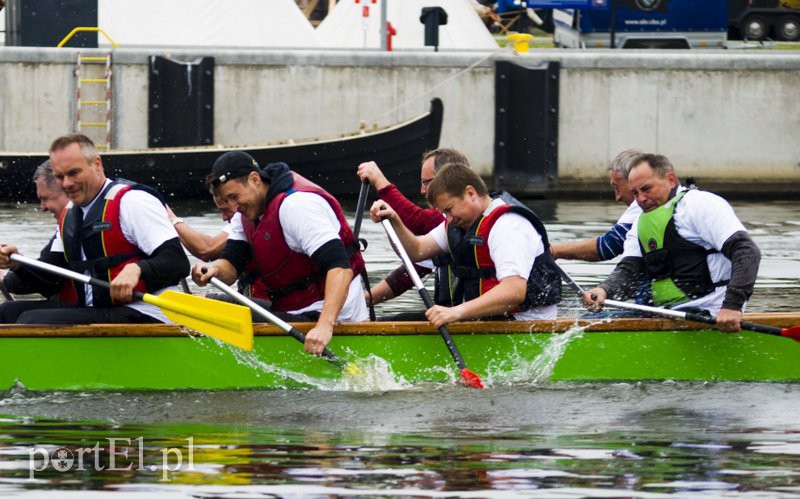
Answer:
[{"left": 74, "top": 52, "right": 113, "bottom": 150}]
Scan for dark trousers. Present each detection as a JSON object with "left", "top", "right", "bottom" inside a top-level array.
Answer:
[
  {"left": 205, "top": 293, "right": 320, "bottom": 323},
  {"left": 0, "top": 300, "right": 160, "bottom": 324}
]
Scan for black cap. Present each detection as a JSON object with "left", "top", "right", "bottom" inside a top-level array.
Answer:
[{"left": 210, "top": 151, "right": 260, "bottom": 187}]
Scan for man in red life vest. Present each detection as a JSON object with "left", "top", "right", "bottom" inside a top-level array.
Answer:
[
  {"left": 191, "top": 152, "right": 368, "bottom": 356},
  {"left": 0, "top": 133, "right": 190, "bottom": 323},
  {"left": 370, "top": 162, "right": 561, "bottom": 327}
]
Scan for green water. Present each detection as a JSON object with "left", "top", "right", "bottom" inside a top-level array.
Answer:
[{"left": 0, "top": 199, "right": 798, "bottom": 496}]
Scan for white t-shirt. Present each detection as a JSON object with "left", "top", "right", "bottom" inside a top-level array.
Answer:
[
  {"left": 428, "top": 198, "right": 557, "bottom": 320},
  {"left": 620, "top": 187, "right": 747, "bottom": 315},
  {"left": 52, "top": 180, "right": 180, "bottom": 322},
  {"left": 228, "top": 191, "right": 368, "bottom": 322},
  {"left": 221, "top": 212, "right": 241, "bottom": 236},
  {"left": 618, "top": 200, "right": 643, "bottom": 226}
]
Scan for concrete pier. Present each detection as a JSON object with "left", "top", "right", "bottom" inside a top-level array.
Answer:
[{"left": 1, "top": 46, "right": 798, "bottom": 197}]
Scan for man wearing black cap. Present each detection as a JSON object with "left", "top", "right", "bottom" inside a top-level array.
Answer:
[{"left": 191, "top": 151, "right": 368, "bottom": 356}]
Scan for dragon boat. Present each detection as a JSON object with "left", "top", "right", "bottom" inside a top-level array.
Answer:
[{"left": 1, "top": 313, "right": 798, "bottom": 391}]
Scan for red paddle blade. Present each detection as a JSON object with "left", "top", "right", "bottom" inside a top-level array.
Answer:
[
  {"left": 782, "top": 326, "right": 800, "bottom": 341},
  {"left": 460, "top": 368, "right": 484, "bottom": 389}
]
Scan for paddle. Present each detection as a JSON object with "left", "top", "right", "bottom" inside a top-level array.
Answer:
[
  {"left": 353, "top": 179, "right": 377, "bottom": 321},
  {"left": 380, "top": 219, "right": 484, "bottom": 388},
  {"left": 556, "top": 263, "right": 800, "bottom": 342},
  {"left": 204, "top": 271, "right": 355, "bottom": 371},
  {"left": 9, "top": 253, "right": 254, "bottom": 350},
  {"left": 353, "top": 180, "right": 370, "bottom": 241}
]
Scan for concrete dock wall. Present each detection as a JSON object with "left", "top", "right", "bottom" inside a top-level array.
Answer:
[{"left": 1, "top": 47, "right": 798, "bottom": 195}]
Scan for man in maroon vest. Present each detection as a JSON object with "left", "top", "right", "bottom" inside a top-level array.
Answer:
[{"left": 192, "top": 152, "right": 368, "bottom": 356}]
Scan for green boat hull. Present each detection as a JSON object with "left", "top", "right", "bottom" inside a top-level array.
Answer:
[{"left": 1, "top": 321, "right": 799, "bottom": 390}]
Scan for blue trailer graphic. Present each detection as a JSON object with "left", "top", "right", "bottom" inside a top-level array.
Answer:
[{"left": 553, "top": 0, "right": 730, "bottom": 48}]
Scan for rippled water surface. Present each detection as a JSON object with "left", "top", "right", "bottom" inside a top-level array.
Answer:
[{"left": 0, "top": 199, "right": 798, "bottom": 497}]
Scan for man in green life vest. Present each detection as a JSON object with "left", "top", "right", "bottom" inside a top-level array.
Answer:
[{"left": 582, "top": 153, "right": 761, "bottom": 332}]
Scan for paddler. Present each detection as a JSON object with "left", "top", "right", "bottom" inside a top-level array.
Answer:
[
  {"left": 0, "top": 133, "right": 190, "bottom": 324},
  {"left": 191, "top": 152, "right": 369, "bottom": 356},
  {"left": 582, "top": 153, "right": 761, "bottom": 332},
  {"left": 370, "top": 162, "right": 562, "bottom": 327}
]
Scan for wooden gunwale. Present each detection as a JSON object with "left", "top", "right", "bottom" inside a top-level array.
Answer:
[{"left": 0, "top": 313, "right": 796, "bottom": 338}]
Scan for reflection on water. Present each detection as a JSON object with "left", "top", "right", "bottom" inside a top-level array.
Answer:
[
  {"left": 0, "top": 201, "right": 799, "bottom": 496},
  {"left": 0, "top": 383, "right": 799, "bottom": 496}
]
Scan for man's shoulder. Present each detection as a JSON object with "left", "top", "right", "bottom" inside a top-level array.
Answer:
[
  {"left": 281, "top": 190, "right": 330, "bottom": 211},
  {"left": 680, "top": 188, "right": 733, "bottom": 213},
  {"left": 118, "top": 186, "right": 163, "bottom": 207}
]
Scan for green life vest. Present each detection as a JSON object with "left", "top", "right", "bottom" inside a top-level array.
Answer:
[{"left": 637, "top": 190, "right": 722, "bottom": 306}]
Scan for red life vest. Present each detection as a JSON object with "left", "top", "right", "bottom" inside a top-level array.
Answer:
[
  {"left": 469, "top": 204, "right": 508, "bottom": 298},
  {"left": 445, "top": 193, "right": 561, "bottom": 311},
  {"left": 52, "top": 206, "right": 78, "bottom": 304},
  {"left": 57, "top": 280, "right": 79, "bottom": 303},
  {"left": 242, "top": 173, "right": 365, "bottom": 312},
  {"left": 58, "top": 181, "right": 148, "bottom": 307}
]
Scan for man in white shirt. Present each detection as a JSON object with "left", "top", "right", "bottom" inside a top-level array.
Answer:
[
  {"left": 0, "top": 133, "right": 189, "bottom": 324},
  {"left": 583, "top": 153, "right": 761, "bottom": 332},
  {"left": 191, "top": 152, "right": 368, "bottom": 356},
  {"left": 370, "top": 162, "right": 561, "bottom": 327}
]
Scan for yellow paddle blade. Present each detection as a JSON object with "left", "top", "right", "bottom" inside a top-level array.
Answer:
[{"left": 143, "top": 290, "right": 254, "bottom": 351}]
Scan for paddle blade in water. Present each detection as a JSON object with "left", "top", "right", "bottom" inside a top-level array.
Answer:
[
  {"left": 143, "top": 290, "right": 254, "bottom": 351},
  {"left": 460, "top": 368, "right": 484, "bottom": 389},
  {"left": 782, "top": 326, "right": 800, "bottom": 341}
]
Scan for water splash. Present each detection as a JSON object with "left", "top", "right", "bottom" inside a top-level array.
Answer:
[
  {"left": 175, "top": 331, "right": 411, "bottom": 392},
  {"left": 229, "top": 347, "right": 333, "bottom": 389},
  {"left": 231, "top": 347, "right": 411, "bottom": 392},
  {"left": 332, "top": 355, "right": 412, "bottom": 392},
  {"left": 526, "top": 323, "right": 587, "bottom": 383},
  {"left": 492, "top": 322, "right": 589, "bottom": 384}
]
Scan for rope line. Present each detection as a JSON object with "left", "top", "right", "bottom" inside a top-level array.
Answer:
[{"left": 364, "top": 46, "right": 512, "bottom": 126}]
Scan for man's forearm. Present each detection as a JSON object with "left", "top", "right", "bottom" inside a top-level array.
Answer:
[
  {"left": 369, "top": 279, "right": 396, "bottom": 306},
  {"left": 389, "top": 217, "right": 428, "bottom": 261},
  {"left": 136, "top": 238, "right": 190, "bottom": 285},
  {"left": 318, "top": 267, "right": 353, "bottom": 326},
  {"left": 175, "top": 223, "right": 228, "bottom": 261},
  {"left": 551, "top": 237, "right": 600, "bottom": 262},
  {"left": 599, "top": 256, "right": 645, "bottom": 300},
  {"left": 379, "top": 184, "right": 442, "bottom": 234},
  {"left": 721, "top": 231, "right": 761, "bottom": 311},
  {"left": 458, "top": 276, "right": 526, "bottom": 320}
]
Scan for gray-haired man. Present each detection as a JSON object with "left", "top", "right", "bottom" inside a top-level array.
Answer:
[{"left": 551, "top": 149, "right": 644, "bottom": 262}]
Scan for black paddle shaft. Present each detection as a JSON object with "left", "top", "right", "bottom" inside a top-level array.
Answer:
[
  {"left": 556, "top": 261, "right": 786, "bottom": 337},
  {"left": 203, "top": 270, "right": 347, "bottom": 368},
  {"left": 682, "top": 311, "right": 784, "bottom": 336},
  {"left": 417, "top": 287, "right": 468, "bottom": 370},
  {"left": 353, "top": 181, "right": 370, "bottom": 240},
  {"left": 285, "top": 325, "right": 346, "bottom": 367}
]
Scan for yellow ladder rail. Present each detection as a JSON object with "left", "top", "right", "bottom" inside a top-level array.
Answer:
[{"left": 57, "top": 27, "right": 119, "bottom": 48}]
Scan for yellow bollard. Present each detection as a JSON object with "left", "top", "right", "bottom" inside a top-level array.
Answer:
[{"left": 506, "top": 33, "right": 534, "bottom": 53}]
